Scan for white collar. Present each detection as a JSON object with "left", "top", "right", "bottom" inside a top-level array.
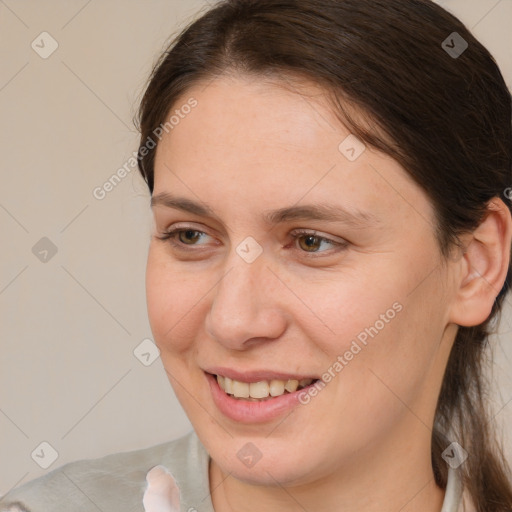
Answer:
[{"left": 441, "top": 466, "right": 466, "bottom": 512}]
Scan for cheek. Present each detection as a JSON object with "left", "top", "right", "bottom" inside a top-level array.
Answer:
[
  {"left": 327, "top": 275, "right": 448, "bottom": 432},
  {"left": 290, "top": 264, "right": 406, "bottom": 357},
  {"left": 303, "top": 260, "right": 448, "bottom": 422},
  {"left": 145, "top": 245, "right": 207, "bottom": 354}
]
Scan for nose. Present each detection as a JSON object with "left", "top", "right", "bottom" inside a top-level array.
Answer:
[{"left": 204, "top": 251, "right": 287, "bottom": 350}]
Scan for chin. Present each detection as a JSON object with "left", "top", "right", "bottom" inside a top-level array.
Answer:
[
  {"left": 221, "top": 452, "right": 320, "bottom": 487},
  {"left": 201, "top": 429, "right": 330, "bottom": 487}
]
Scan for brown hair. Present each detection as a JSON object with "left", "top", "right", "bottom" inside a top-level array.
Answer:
[{"left": 136, "top": 0, "right": 512, "bottom": 509}]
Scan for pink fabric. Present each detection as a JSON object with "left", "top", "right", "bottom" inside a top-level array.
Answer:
[{"left": 143, "top": 465, "right": 180, "bottom": 512}]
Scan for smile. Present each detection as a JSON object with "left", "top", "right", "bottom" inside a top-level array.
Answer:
[
  {"left": 205, "top": 370, "right": 321, "bottom": 423},
  {"left": 216, "top": 375, "right": 316, "bottom": 400}
]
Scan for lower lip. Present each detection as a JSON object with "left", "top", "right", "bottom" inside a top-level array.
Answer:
[{"left": 206, "top": 373, "right": 310, "bottom": 423}]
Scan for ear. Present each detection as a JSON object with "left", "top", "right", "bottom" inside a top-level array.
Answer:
[{"left": 449, "top": 197, "right": 512, "bottom": 327}]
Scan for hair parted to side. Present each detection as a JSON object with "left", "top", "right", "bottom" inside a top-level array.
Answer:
[{"left": 136, "top": 0, "right": 512, "bottom": 509}]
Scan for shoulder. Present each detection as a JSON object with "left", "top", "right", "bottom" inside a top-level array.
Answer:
[{"left": 0, "top": 431, "right": 210, "bottom": 512}]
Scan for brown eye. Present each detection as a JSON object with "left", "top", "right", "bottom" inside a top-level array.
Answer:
[
  {"left": 289, "top": 229, "right": 348, "bottom": 256},
  {"left": 156, "top": 227, "right": 212, "bottom": 250},
  {"left": 298, "top": 234, "right": 322, "bottom": 252},
  {"left": 178, "top": 230, "right": 203, "bottom": 245}
]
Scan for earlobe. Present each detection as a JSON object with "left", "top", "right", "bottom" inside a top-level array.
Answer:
[{"left": 449, "top": 198, "right": 512, "bottom": 327}]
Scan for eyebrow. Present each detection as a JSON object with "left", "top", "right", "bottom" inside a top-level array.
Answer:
[{"left": 150, "top": 192, "right": 380, "bottom": 228}]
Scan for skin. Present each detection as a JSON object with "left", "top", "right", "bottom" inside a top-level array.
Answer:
[{"left": 145, "top": 74, "right": 512, "bottom": 512}]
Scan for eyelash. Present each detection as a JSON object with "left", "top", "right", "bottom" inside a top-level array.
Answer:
[{"left": 156, "top": 227, "right": 348, "bottom": 256}]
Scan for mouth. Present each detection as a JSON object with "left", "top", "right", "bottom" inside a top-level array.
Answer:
[
  {"left": 213, "top": 374, "right": 319, "bottom": 401},
  {"left": 203, "top": 368, "right": 322, "bottom": 422}
]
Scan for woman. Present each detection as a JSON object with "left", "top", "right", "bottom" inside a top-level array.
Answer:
[{"left": 1, "top": 0, "right": 511, "bottom": 511}]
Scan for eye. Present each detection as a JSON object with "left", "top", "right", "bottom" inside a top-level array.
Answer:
[
  {"left": 156, "top": 225, "right": 348, "bottom": 256},
  {"left": 289, "top": 229, "right": 348, "bottom": 254},
  {"left": 155, "top": 227, "right": 214, "bottom": 249}
]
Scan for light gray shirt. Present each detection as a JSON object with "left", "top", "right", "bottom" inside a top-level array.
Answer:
[{"left": 0, "top": 431, "right": 474, "bottom": 512}]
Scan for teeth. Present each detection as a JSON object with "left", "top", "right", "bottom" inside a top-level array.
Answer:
[
  {"left": 269, "top": 379, "right": 285, "bottom": 397},
  {"left": 232, "top": 380, "right": 249, "bottom": 398},
  {"left": 224, "top": 377, "right": 233, "bottom": 394},
  {"left": 284, "top": 379, "right": 299, "bottom": 392},
  {"left": 216, "top": 375, "right": 314, "bottom": 399},
  {"left": 249, "top": 381, "right": 269, "bottom": 399}
]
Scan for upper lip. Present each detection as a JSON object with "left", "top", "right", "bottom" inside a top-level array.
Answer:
[{"left": 205, "top": 367, "right": 319, "bottom": 383}]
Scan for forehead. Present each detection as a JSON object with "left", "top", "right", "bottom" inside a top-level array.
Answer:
[
  {"left": 171, "top": 75, "right": 339, "bottom": 152},
  {"left": 152, "top": 75, "right": 434, "bottom": 230}
]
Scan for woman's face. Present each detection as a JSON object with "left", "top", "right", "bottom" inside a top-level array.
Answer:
[{"left": 146, "top": 75, "right": 458, "bottom": 486}]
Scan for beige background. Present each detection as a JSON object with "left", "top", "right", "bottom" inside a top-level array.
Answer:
[{"left": 1, "top": 0, "right": 511, "bottom": 494}]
